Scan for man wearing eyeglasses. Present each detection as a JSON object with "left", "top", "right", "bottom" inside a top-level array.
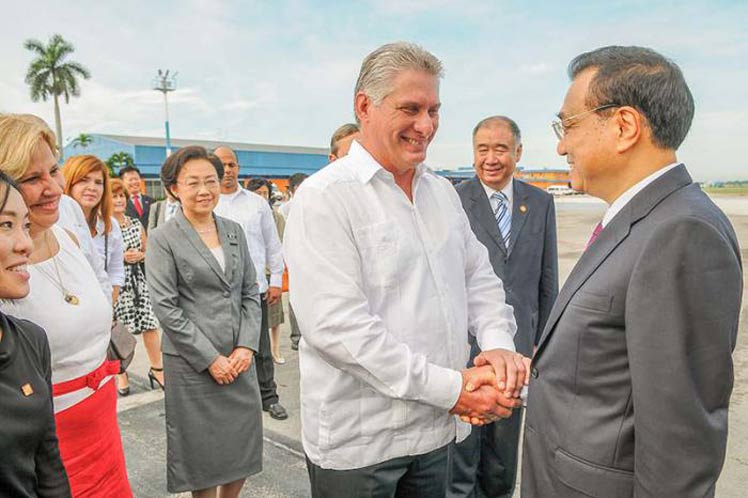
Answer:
[
  {"left": 447, "top": 116, "right": 558, "bottom": 498},
  {"left": 522, "top": 46, "right": 742, "bottom": 498},
  {"left": 213, "top": 146, "right": 288, "bottom": 421}
]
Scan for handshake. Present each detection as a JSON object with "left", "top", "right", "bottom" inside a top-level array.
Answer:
[{"left": 450, "top": 348, "right": 531, "bottom": 426}]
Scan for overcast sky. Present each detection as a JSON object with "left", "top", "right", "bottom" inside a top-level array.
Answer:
[{"left": 1, "top": 0, "right": 746, "bottom": 181}]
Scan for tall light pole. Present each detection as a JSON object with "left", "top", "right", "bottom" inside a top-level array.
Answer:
[{"left": 153, "top": 69, "right": 177, "bottom": 157}]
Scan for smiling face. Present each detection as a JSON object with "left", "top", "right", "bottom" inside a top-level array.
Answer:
[
  {"left": 473, "top": 122, "right": 522, "bottom": 191},
  {"left": 556, "top": 69, "right": 616, "bottom": 196},
  {"left": 112, "top": 191, "right": 127, "bottom": 215},
  {"left": 356, "top": 69, "right": 440, "bottom": 175},
  {"left": 16, "top": 139, "right": 62, "bottom": 235},
  {"left": 69, "top": 169, "right": 104, "bottom": 216},
  {"left": 170, "top": 158, "right": 220, "bottom": 218},
  {"left": 121, "top": 170, "right": 142, "bottom": 197},
  {"left": 0, "top": 186, "right": 33, "bottom": 299}
]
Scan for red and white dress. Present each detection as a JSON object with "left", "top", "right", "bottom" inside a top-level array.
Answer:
[{"left": 1, "top": 225, "right": 132, "bottom": 498}]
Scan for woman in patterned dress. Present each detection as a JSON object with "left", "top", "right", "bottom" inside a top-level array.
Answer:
[{"left": 111, "top": 179, "right": 164, "bottom": 389}]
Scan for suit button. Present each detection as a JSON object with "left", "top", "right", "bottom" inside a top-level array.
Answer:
[
  {"left": 223, "top": 291, "right": 230, "bottom": 298},
  {"left": 531, "top": 367, "right": 539, "bottom": 379}
]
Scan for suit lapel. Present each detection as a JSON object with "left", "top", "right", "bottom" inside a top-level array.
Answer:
[
  {"left": 467, "top": 177, "right": 507, "bottom": 254},
  {"left": 216, "top": 216, "right": 238, "bottom": 284},
  {"left": 534, "top": 164, "right": 693, "bottom": 356},
  {"left": 175, "top": 210, "right": 231, "bottom": 288},
  {"left": 508, "top": 180, "right": 529, "bottom": 255}
]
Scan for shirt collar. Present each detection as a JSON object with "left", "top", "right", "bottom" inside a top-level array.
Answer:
[
  {"left": 602, "top": 162, "right": 680, "bottom": 227},
  {"left": 481, "top": 178, "right": 514, "bottom": 205},
  {"left": 348, "top": 140, "right": 432, "bottom": 185}
]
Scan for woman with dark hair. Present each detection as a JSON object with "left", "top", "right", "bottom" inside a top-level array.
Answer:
[
  {"left": 146, "top": 146, "right": 262, "bottom": 498},
  {"left": 0, "top": 113, "right": 131, "bottom": 497},
  {"left": 247, "top": 178, "right": 286, "bottom": 364},
  {"left": 0, "top": 171, "right": 71, "bottom": 497}
]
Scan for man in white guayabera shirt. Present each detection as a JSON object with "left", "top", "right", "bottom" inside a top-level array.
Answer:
[{"left": 283, "top": 42, "right": 529, "bottom": 498}]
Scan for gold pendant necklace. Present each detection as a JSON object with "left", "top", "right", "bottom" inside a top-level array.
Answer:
[{"left": 41, "top": 230, "right": 80, "bottom": 306}]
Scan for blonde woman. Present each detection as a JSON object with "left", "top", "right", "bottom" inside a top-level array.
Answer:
[{"left": 0, "top": 113, "right": 132, "bottom": 497}]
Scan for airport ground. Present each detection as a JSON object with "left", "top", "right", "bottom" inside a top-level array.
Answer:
[{"left": 118, "top": 193, "right": 748, "bottom": 497}]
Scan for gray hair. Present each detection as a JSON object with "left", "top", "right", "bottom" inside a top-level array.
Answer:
[
  {"left": 569, "top": 45, "right": 694, "bottom": 150},
  {"left": 472, "top": 116, "right": 522, "bottom": 146},
  {"left": 330, "top": 123, "right": 360, "bottom": 155},
  {"left": 354, "top": 42, "right": 443, "bottom": 123}
]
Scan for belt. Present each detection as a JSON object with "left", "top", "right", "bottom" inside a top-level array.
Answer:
[{"left": 52, "top": 360, "right": 121, "bottom": 397}]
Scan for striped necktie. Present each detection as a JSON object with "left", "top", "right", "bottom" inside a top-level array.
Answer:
[{"left": 492, "top": 191, "right": 511, "bottom": 248}]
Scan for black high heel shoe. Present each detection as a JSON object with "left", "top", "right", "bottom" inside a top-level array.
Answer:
[
  {"left": 148, "top": 367, "right": 165, "bottom": 390},
  {"left": 117, "top": 372, "right": 130, "bottom": 396}
]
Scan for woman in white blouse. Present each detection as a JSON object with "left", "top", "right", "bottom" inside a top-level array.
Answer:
[{"left": 0, "top": 114, "right": 132, "bottom": 497}]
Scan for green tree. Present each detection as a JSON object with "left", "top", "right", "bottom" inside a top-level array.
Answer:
[
  {"left": 24, "top": 34, "right": 91, "bottom": 155},
  {"left": 69, "top": 133, "right": 93, "bottom": 149},
  {"left": 106, "top": 152, "right": 135, "bottom": 176}
]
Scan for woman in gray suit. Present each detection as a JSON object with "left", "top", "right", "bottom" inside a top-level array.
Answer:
[{"left": 146, "top": 146, "right": 262, "bottom": 498}]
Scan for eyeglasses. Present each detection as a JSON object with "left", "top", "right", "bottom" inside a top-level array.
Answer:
[
  {"left": 551, "top": 104, "right": 619, "bottom": 140},
  {"left": 177, "top": 177, "right": 220, "bottom": 191}
]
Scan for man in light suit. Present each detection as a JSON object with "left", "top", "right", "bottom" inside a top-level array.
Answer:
[
  {"left": 448, "top": 116, "right": 558, "bottom": 498},
  {"left": 522, "top": 45, "right": 743, "bottom": 498},
  {"left": 148, "top": 188, "right": 181, "bottom": 231}
]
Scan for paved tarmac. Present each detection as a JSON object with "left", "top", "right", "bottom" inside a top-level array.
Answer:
[{"left": 117, "top": 193, "right": 748, "bottom": 497}]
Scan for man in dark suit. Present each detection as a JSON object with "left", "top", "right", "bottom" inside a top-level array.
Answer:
[
  {"left": 448, "top": 116, "right": 558, "bottom": 498},
  {"left": 120, "top": 165, "right": 155, "bottom": 231},
  {"left": 522, "top": 46, "right": 743, "bottom": 498}
]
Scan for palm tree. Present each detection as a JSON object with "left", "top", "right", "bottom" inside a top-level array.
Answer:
[
  {"left": 69, "top": 133, "right": 93, "bottom": 149},
  {"left": 24, "top": 34, "right": 91, "bottom": 155},
  {"left": 106, "top": 152, "right": 135, "bottom": 176}
]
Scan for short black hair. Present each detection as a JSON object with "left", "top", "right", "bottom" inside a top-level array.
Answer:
[
  {"left": 160, "top": 146, "right": 224, "bottom": 192},
  {"left": 248, "top": 177, "right": 271, "bottom": 192},
  {"left": 288, "top": 172, "right": 308, "bottom": 193},
  {"left": 568, "top": 45, "right": 694, "bottom": 150},
  {"left": 0, "top": 171, "right": 21, "bottom": 214},
  {"left": 118, "top": 165, "right": 142, "bottom": 178}
]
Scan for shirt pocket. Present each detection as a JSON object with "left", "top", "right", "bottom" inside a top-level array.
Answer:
[{"left": 353, "top": 222, "right": 399, "bottom": 289}]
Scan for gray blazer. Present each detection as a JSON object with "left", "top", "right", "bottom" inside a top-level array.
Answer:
[
  {"left": 522, "top": 165, "right": 743, "bottom": 498},
  {"left": 146, "top": 209, "right": 261, "bottom": 372},
  {"left": 456, "top": 177, "right": 558, "bottom": 356}
]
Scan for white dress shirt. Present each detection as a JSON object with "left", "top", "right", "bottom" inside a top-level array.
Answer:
[
  {"left": 164, "top": 199, "right": 180, "bottom": 222},
  {"left": 602, "top": 163, "right": 679, "bottom": 227},
  {"left": 56, "top": 195, "right": 113, "bottom": 302},
  {"left": 482, "top": 178, "right": 514, "bottom": 215},
  {"left": 214, "top": 187, "right": 284, "bottom": 293},
  {"left": 92, "top": 217, "right": 125, "bottom": 288},
  {"left": 284, "top": 141, "right": 517, "bottom": 470}
]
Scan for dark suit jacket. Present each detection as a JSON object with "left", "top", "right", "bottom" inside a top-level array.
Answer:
[
  {"left": 456, "top": 177, "right": 559, "bottom": 356},
  {"left": 522, "top": 165, "right": 743, "bottom": 498},
  {"left": 126, "top": 193, "right": 155, "bottom": 231}
]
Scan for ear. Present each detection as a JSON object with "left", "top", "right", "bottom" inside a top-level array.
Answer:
[
  {"left": 328, "top": 153, "right": 338, "bottom": 162},
  {"left": 515, "top": 143, "right": 524, "bottom": 163},
  {"left": 354, "top": 92, "right": 372, "bottom": 124},
  {"left": 614, "top": 106, "right": 642, "bottom": 153},
  {"left": 168, "top": 184, "right": 179, "bottom": 201}
]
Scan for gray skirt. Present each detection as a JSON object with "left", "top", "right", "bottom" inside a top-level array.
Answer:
[{"left": 163, "top": 353, "right": 263, "bottom": 492}]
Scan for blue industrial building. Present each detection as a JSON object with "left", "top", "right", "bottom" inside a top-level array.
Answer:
[{"left": 62, "top": 133, "right": 329, "bottom": 184}]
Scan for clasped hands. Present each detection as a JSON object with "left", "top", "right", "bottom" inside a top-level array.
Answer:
[
  {"left": 207, "top": 347, "right": 254, "bottom": 385},
  {"left": 450, "top": 348, "right": 531, "bottom": 426},
  {"left": 123, "top": 249, "right": 145, "bottom": 264}
]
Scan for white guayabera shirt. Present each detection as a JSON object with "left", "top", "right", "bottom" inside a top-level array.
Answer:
[{"left": 284, "top": 141, "right": 517, "bottom": 470}]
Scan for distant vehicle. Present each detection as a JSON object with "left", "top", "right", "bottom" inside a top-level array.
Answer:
[{"left": 547, "top": 185, "right": 576, "bottom": 196}]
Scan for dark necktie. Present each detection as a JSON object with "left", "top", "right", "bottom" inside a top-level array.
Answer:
[{"left": 585, "top": 222, "right": 604, "bottom": 250}]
